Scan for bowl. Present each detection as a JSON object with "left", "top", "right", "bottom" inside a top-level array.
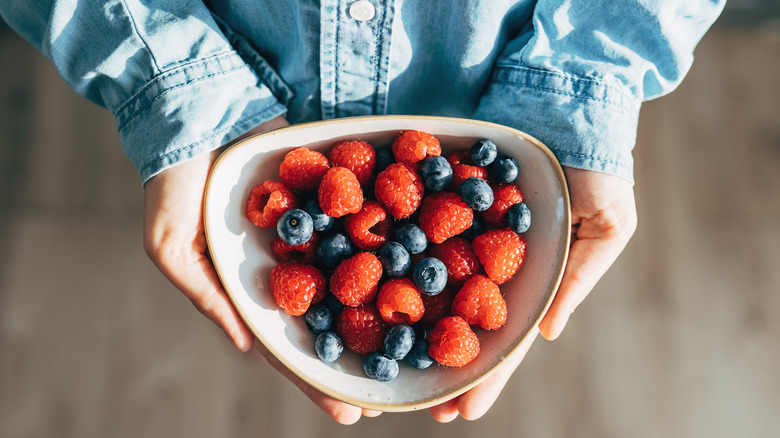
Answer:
[{"left": 203, "top": 115, "right": 570, "bottom": 412}]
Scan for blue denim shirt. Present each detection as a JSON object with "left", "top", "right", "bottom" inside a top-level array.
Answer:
[{"left": 1, "top": 0, "right": 724, "bottom": 184}]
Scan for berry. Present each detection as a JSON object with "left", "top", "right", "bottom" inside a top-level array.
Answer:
[
  {"left": 407, "top": 338, "right": 434, "bottom": 369},
  {"left": 246, "top": 180, "right": 297, "bottom": 228},
  {"left": 506, "top": 202, "right": 531, "bottom": 233},
  {"left": 271, "top": 233, "right": 319, "bottom": 264},
  {"left": 428, "top": 316, "right": 480, "bottom": 368},
  {"left": 344, "top": 200, "right": 391, "bottom": 251},
  {"left": 304, "top": 303, "right": 333, "bottom": 333},
  {"left": 394, "top": 223, "right": 427, "bottom": 255},
  {"left": 377, "top": 241, "right": 411, "bottom": 277},
  {"left": 315, "top": 331, "right": 344, "bottom": 362},
  {"left": 458, "top": 213, "right": 486, "bottom": 241},
  {"left": 411, "top": 257, "right": 448, "bottom": 296},
  {"left": 418, "top": 156, "right": 453, "bottom": 191},
  {"left": 279, "top": 147, "right": 331, "bottom": 191},
  {"left": 363, "top": 352, "right": 399, "bottom": 382},
  {"left": 472, "top": 229, "right": 527, "bottom": 284},
  {"left": 377, "top": 278, "right": 425, "bottom": 325},
  {"left": 418, "top": 192, "right": 473, "bottom": 244},
  {"left": 374, "top": 146, "right": 395, "bottom": 174},
  {"left": 276, "top": 208, "right": 314, "bottom": 246},
  {"left": 459, "top": 177, "right": 494, "bottom": 211},
  {"left": 391, "top": 130, "right": 441, "bottom": 169},
  {"left": 330, "top": 252, "right": 383, "bottom": 306},
  {"left": 316, "top": 232, "right": 355, "bottom": 270},
  {"left": 335, "top": 304, "right": 387, "bottom": 355},
  {"left": 383, "top": 324, "right": 416, "bottom": 360},
  {"left": 452, "top": 274, "right": 507, "bottom": 330},
  {"left": 374, "top": 162, "right": 424, "bottom": 219},
  {"left": 328, "top": 140, "right": 376, "bottom": 186},
  {"left": 427, "top": 237, "right": 479, "bottom": 287},
  {"left": 488, "top": 155, "right": 520, "bottom": 183},
  {"left": 446, "top": 150, "right": 471, "bottom": 167},
  {"left": 482, "top": 183, "right": 525, "bottom": 227},
  {"left": 303, "top": 197, "right": 334, "bottom": 232},
  {"left": 269, "top": 262, "right": 326, "bottom": 316},
  {"left": 318, "top": 167, "right": 363, "bottom": 218},
  {"left": 419, "top": 286, "right": 454, "bottom": 327},
  {"left": 450, "top": 163, "right": 488, "bottom": 190},
  {"left": 470, "top": 139, "right": 497, "bottom": 167}
]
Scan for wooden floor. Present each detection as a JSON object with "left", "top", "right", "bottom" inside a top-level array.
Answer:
[{"left": 1, "top": 21, "right": 779, "bottom": 438}]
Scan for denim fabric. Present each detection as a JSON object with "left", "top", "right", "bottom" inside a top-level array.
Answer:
[{"left": 1, "top": 0, "right": 725, "bottom": 184}]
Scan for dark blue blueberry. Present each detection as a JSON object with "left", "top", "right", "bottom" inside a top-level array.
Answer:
[
  {"left": 277, "top": 208, "right": 314, "bottom": 246},
  {"left": 412, "top": 257, "right": 448, "bottom": 296},
  {"left": 322, "top": 293, "right": 345, "bottom": 316},
  {"left": 506, "top": 201, "right": 531, "bottom": 233},
  {"left": 459, "top": 177, "right": 494, "bottom": 211},
  {"left": 303, "top": 198, "right": 334, "bottom": 232},
  {"left": 363, "top": 352, "right": 399, "bottom": 382},
  {"left": 377, "top": 241, "right": 411, "bottom": 277},
  {"left": 488, "top": 155, "right": 520, "bottom": 183},
  {"left": 458, "top": 213, "right": 487, "bottom": 241},
  {"left": 315, "top": 331, "right": 343, "bottom": 363},
  {"left": 470, "top": 139, "right": 498, "bottom": 167},
  {"left": 394, "top": 223, "right": 427, "bottom": 255},
  {"left": 418, "top": 156, "right": 453, "bottom": 191},
  {"left": 383, "top": 324, "right": 416, "bottom": 360},
  {"left": 304, "top": 303, "right": 333, "bottom": 334},
  {"left": 374, "top": 147, "right": 395, "bottom": 175},
  {"left": 413, "top": 323, "right": 431, "bottom": 341},
  {"left": 407, "top": 339, "right": 434, "bottom": 370},
  {"left": 316, "top": 232, "right": 355, "bottom": 270}
]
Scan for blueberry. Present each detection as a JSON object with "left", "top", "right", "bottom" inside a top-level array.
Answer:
[
  {"left": 363, "top": 352, "right": 399, "bottom": 382},
  {"left": 459, "top": 177, "right": 494, "bottom": 211},
  {"left": 458, "top": 213, "right": 486, "bottom": 241},
  {"left": 413, "top": 323, "right": 431, "bottom": 341},
  {"left": 488, "top": 155, "right": 520, "bottom": 183},
  {"left": 377, "top": 241, "right": 411, "bottom": 277},
  {"left": 383, "top": 324, "right": 416, "bottom": 360},
  {"left": 470, "top": 139, "right": 497, "bottom": 167},
  {"left": 317, "top": 232, "right": 355, "bottom": 270},
  {"left": 277, "top": 208, "right": 314, "bottom": 246},
  {"left": 375, "top": 147, "right": 395, "bottom": 174},
  {"left": 315, "top": 331, "right": 343, "bottom": 363},
  {"left": 394, "top": 223, "right": 427, "bottom": 255},
  {"left": 303, "top": 198, "right": 334, "bottom": 232},
  {"left": 304, "top": 303, "right": 333, "bottom": 334},
  {"left": 418, "top": 156, "right": 453, "bottom": 191},
  {"left": 506, "top": 201, "right": 531, "bottom": 233},
  {"left": 322, "top": 293, "right": 345, "bottom": 316},
  {"left": 412, "top": 257, "right": 448, "bottom": 296},
  {"left": 407, "top": 339, "right": 434, "bottom": 370}
]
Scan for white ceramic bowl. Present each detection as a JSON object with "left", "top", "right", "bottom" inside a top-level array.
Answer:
[{"left": 203, "top": 115, "right": 570, "bottom": 412}]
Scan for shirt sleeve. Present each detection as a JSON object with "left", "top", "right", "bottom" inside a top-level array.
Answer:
[
  {"left": 0, "top": 1, "right": 291, "bottom": 185},
  {"left": 473, "top": 0, "right": 725, "bottom": 183}
]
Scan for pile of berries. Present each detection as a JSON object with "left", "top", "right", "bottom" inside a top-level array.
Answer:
[{"left": 246, "top": 131, "right": 531, "bottom": 382}]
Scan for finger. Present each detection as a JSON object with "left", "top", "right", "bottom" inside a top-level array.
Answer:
[
  {"left": 429, "top": 397, "right": 460, "bottom": 423},
  {"left": 361, "top": 409, "right": 383, "bottom": 418}
]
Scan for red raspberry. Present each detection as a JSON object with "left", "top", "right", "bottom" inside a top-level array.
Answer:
[
  {"left": 330, "top": 252, "right": 383, "bottom": 306},
  {"left": 427, "top": 237, "right": 479, "bottom": 287},
  {"left": 269, "top": 262, "right": 326, "bottom": 316},
  {"left": 376, "top": 278, "right": 425, "bottom": 325},
  {"left": 271, "top": 232, "right": 319, "bottom": 264},
  {"left": 482, "top": 183, "right": 525, "bottom": 227},
  {"left": 391, "top": 130, "right": 441, "bottom": 169},
  {"left": 452, "top": 274, "right": 507, "bottom": 330},
  {"left": 374, "top": 162, "right": 424, "bottom": 219},
  {"left": 318, "top": 167, "right": 363, "bottom": 218},
  {"left": 428, "top": 316, "right": 480, "bottom": 367},
  {"left": 344, "top": 201, "right": 391, "bottom": 251},
  {"left": 472, "top": 229, "right": 527, "bottom": 284},
  {"left": 279, "top": 147, "right": 331, "bottom": 191},
  {"left": 328, "top": 140, "right": 376, "bottom": 186},
  {"left": 450, "top": 163, "right": 488, "bottom": 190},
  {"left": 418, "top": 192, "right": 474, "bottom": 244},
  {"left": 446, "top": 150, "right": 471, "bottom": 167},
  {"left": 419, "top": 286, "right": 454, "bottom": 327},
  {"left": 335, "top": 304, "right": 388, "bottom": 355},
  {"left": 246, "top": 180, "right": 297, "bottom": 228}
]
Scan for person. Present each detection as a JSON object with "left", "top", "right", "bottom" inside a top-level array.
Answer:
[{"left": 1, "top": 0, "right": 724, "bottom": 424}]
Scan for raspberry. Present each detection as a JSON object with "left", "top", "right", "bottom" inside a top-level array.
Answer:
[
  {"left": 450, "top": 163, "right": 488, "bottom": 190},
  {"left": 376, "top": 278, "right": 425, "bottom": 325},
  {"left": 374, "top": 162, "right": 424, "bottom": 219},
  {"left": 451, "top": 274, "right": 507, "bottom": 330},
  {"left": 269, "top": 262, "right": 326, "bottom": 316},
  {"left": 472, "top": 228, "right": 527, "bottom": 284},
  {"left": 344, "top": 201, "right": 391, "bottom": 251},
  {"left": 418, "top": 192, "right": 474, "bottom": 244},
  {"left": 279, "top": 147, "right": 331, "bottom": 191},
  {"left": 428, "top": 316, "right": 480, "bottom": 367},
  {"left": 446, "top": 150, "right": 471, "bottom": 167},
  {"left": 482, "top": 183, "right": 525, "bottom": 227},
  {"left": 335, "top": 304, "right": 388, "bottom": 355},
  {"left": 419, "top": 286, "right": 454, "bottom": 327},
  {"left": 330, "top": 252, "right": 383, "bottom": 306},
  {"left": 391, "top": 130, "right": 441, "bottom": 169},
  {"left": 318, "top": 167, "right": 363, "bottom": 218},
  {"left": 427, "top": 237, "right": 479, "bottom": 287},
  {"left": 271, "top": 232, "right": 319, "bottom": 264},
  {"left": 246, "top": 180, "right": 297, "bottom": 228},
  {"left": 328, "top": 140, "right": 376, "bottom": 186}
]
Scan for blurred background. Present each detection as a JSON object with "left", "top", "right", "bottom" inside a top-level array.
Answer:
[{"left": 1, "top": 2, "right": 779, "bottom": 437}]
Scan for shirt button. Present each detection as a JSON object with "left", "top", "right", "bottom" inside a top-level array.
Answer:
[{"left": 348, "top": 0, "right": 376, "bottom": 22}]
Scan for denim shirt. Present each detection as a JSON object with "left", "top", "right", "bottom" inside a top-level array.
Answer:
[{"left": 1, "top": 0, "right": 724, "bottom": 184}]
